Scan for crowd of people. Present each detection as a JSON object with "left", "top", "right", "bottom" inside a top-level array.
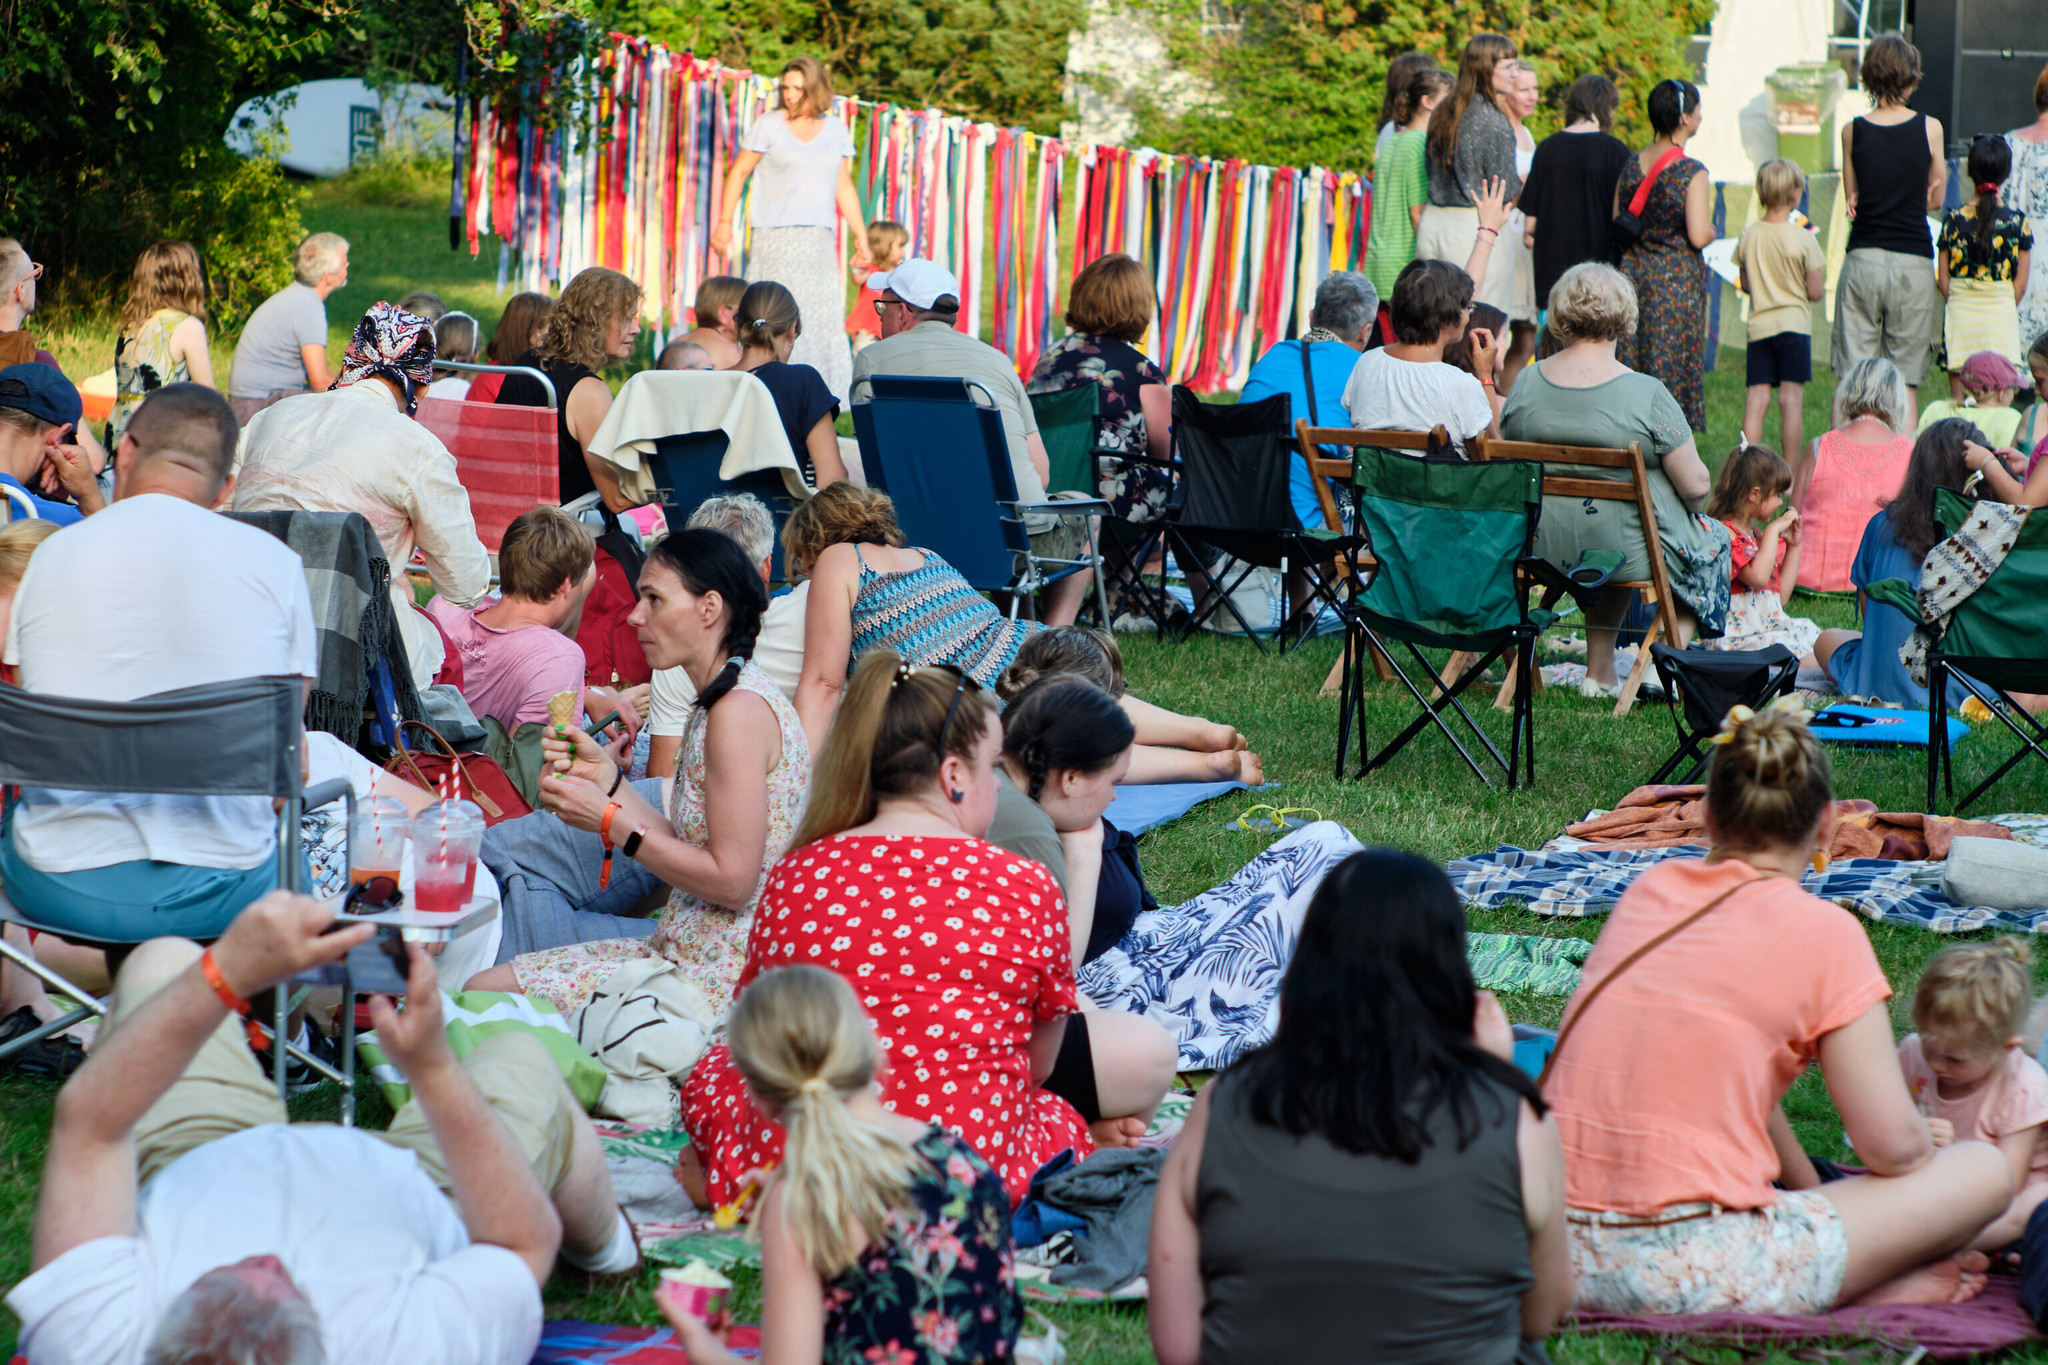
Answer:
[{"left": 3, "top": 35, "right": 2048, "bottom": 1365}]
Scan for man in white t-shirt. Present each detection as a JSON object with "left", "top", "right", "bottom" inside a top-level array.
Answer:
[
  {"left": 647, "top": 493, "right": 806, "bottom": 777},
  {"left": 0, "top": 384, "right": 319, "bottom": 942},
  {"left": 5, "top": 890, "right": 634, "bottom": 1365},
  {"left": 1341, "top": 257, "right": 1504, "bottom": 455}
]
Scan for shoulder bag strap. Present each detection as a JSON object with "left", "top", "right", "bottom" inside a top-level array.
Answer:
[
  {"left": 1538, "top": 875, "right": 1764, "bottom": 1088},
  {"left": 1298, "top": 338, "right": 1321, "bottom": 429},
  {"left": 1628, "top": 146, "right": 1687, "bottom": 220}
]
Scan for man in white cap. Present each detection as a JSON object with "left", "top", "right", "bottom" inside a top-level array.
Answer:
[{"left": 851, "top": 258, "right": 1085, "bottom": 625}]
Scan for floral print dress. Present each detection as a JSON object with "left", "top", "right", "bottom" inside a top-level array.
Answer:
[
  {"left": 1027, "top": 332, "right": 1174, "bottom": 522},
  {"left": 1704, "top": 521, "right": 1820, "bottom": 658},
  {"left": 1617, "top": 154, "right": 1709, "bottom": 432},
  {"left": 819, "top": 1126, "right": 1023, "bottom": 1365},
  {"left": 1937, "top": 204, "right": 2036, "bottom": 370},
  {"left": 509, "top": 663, "right": 810, "bottom": 1014}
]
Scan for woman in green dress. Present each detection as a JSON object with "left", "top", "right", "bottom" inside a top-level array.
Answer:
[{"left": 1501, "top": 262, "right": 1731, "bottom": 700}]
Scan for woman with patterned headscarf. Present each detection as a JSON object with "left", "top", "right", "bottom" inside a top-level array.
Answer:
[{"left": 233, "top": 301, "right": 491, "bottom": 688}]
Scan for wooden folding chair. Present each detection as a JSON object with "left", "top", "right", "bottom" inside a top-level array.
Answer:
[
  {"left": 1467, "top": 436, "right": 1682, "bottom": 718},
  {"left": 1294, "top": 421, "right": 1450, "bottom": 693}
]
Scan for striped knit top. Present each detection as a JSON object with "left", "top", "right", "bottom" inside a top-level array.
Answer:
[{"left": 847, "top": 544, "right": 1037, "bottom": 689}]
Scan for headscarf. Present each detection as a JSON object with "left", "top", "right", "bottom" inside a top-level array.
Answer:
[{"left": 330, "top": 302, "right": 437, "bottom": 415}]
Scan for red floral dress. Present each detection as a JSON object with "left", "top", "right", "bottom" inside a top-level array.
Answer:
[{"left": 681, "top": 834, "right": 1094, "bottom": 1208}]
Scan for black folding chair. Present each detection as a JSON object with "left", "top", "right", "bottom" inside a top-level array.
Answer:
[
  {"left": 0, "top": 677, "right": 361, "bottom": 1116},
  {"left": 1644, "top": 643, "right": 1800, "bottom": 785}
]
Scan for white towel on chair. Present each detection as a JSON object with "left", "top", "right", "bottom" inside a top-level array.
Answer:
[{"left": 584, "top": 371, "right": 808, "bottom": 506}]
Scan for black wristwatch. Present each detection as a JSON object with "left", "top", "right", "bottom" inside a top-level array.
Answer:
[{"left": 621, "top": 825, "right": 649, "bottom": 859}]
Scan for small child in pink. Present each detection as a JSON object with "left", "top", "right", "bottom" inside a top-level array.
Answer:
[{"left": 1898, "top": 936, "right": 2048, "bottom": 1251}]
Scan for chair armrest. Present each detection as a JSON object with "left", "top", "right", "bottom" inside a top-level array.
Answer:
[
  {"left": 1863, "top": 578, "right": 1922, "bottom": 621},
  {"left": 302, "top": 778, "right": 354, "bottom": 814},
  {"left": 1013, "top": 499, "right": 1117, "bottom": 516}
]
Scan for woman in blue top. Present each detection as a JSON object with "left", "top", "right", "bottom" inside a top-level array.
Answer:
[{"left": 1817, "top": 417, "right": 1983, "bottom": 708}]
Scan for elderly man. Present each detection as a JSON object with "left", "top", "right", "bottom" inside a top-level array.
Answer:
[
  {"left": 228, "top": 232, "right": 351, "bottom": 425},
  {"left": 851, "top": 258, "right": 1085, "bottom": 625},
  {"left": 1238, "top": 271, "right": 1380, "bottom": 531},
  {"left": 234, "top": 302, "right": 490, "bottom": 690},
  {"left": 5, "top": 891, "right": 634, "bottom": 1365},
  {"left": 0, "top": 239, "right": 60, "bottom": 369}
]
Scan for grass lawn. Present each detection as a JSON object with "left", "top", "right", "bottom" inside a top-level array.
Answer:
[{"left": 2, "top": 181, "right": 2034, "bottom": 1362}]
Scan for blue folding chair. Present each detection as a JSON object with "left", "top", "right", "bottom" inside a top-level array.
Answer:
[
  {"left": 851, "top": 375, "right": 1111, "bottom": 619},
  {"left": 642, "top": 431, "right": 802, "bottom": 583}
]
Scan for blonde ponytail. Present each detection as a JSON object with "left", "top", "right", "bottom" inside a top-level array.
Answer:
[{"left": 727, "top": 966, "right": 922, "bottom": 1278}]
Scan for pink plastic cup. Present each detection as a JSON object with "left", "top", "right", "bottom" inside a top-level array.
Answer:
[
  {"left": 656, "top": 1269, "right": 728, "bottom": 1324},
  {"left": 410, "top": 805, "right": 484, "bottom": 914}
]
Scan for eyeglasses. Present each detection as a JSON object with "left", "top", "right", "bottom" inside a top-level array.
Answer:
[
  {"left": 343, "top": 874, "right": 405, "bottom": 915},
  {"left": 873, "top": 297, "right": 903, "bottom": 317}
]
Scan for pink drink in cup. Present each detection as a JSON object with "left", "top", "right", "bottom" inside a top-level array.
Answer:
[
  {"left": 657, "top": 1260, "right": 731, "bottom": 1324},
  {"left": 410, "top": 805, "right": 484, "bottom": 915}
]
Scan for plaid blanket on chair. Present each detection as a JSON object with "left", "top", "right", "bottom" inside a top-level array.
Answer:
[{"left": 225, "top": 509, "right": 423, "bottom": 742}]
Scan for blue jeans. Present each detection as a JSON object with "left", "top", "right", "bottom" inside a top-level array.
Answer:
[
  {"left": 0, "top": 815, "right": 285, "bottom": 943},
  {"left": 483, "top": 779, "right": 664, "bottom": 963}
]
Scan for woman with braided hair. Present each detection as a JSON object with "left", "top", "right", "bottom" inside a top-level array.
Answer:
[
  {"left": 466, "top": 530, "right": 811, "bottom": 1070},
  {"left": 989, "top": 674, "right": 1363, "bottom": 1075}
]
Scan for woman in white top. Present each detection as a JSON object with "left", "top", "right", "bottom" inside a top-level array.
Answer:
[
  {"left": 2006, "top": 66, "right": 2048, "bottom": 355},
  {"left": 710, "top": 58, "right": 872, "bottom": 406},
  {"left": 1500, "top": 61, "right": 1542, "bottom": 390}
]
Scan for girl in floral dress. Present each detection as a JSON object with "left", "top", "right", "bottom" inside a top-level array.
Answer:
[
  {"left": 465, "top": 530, "right": 810, "bottom": 1068},
  {"left": 662, "top": 965, "right": 1023, "bottom": 1365},
  {"left": 1703, "top": 440, "right": 1821, "bottom": 665}
]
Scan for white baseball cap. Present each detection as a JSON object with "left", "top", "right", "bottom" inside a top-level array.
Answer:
[{"left": 868, "top": 259, "right": 961, "bottom": 312}]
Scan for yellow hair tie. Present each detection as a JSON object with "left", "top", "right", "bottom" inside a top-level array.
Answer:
[{"left": 1707, "top": 695, "right": 1808, "bottom": 746}]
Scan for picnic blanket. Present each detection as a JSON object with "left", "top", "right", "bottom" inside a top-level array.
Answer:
[
  {"left": 532, "top": 1321, "right": 760, "bottom": 1363},
  {"left": 1567, "top": 784, "right": 2014, "bottom": 861},
  {"left": 1467, "top": 932, "right": 1591, "bottom": 997},
  {"left": 1566, "top": 1271, "right": 2041, "bottom": 1361},
  {"left": 1449, "top": 845, "right": 2048, "bottom": 933},
  {"left": 1103, "top": 778, "right": 1263, "bottom": 836}
]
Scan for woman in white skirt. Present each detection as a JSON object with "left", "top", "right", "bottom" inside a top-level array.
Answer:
[
  {"left": 1416, "top": 33, "right": 1523, "bottom": 313},
  {"left": 711, "top": 57, "right": 871, "bottom": 406}
]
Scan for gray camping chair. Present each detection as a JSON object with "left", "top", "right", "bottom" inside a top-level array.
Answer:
[{"left": 0, "top": 675, "right": 361, "bottom": 1115}]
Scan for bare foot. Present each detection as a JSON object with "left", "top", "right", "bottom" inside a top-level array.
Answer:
[
  {"left": 1852, "top": 1251, "right": 1991, "bottom": 1306},
  {"left": 674, "top": 1145, "right": 709, "bottom": 1209},
  {"left": 1236, "top": 750, "right": 1264, "bottom": 784},
  {"left": 1089, "top": 1116, "right": 1148, "bottom": 1149}
]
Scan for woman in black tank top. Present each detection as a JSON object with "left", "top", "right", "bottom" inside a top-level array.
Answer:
[
  {"left": 494, "top": 266, "right": 643, "bottom": 508},
  {"left": 1148, "top": 849, "right": 1571, "bottom": 1365}
]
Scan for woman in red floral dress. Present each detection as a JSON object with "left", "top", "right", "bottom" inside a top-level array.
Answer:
[{"left": 680, "top": 651, "right": 1094, "bottom": 1210}]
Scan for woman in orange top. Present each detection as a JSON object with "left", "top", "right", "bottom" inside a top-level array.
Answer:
[
  {"left": 1547, "top": 701, "right": 2012, "bottom": 1314},
  {"left": 1790, "top": 357, "right": 1915, "bottom": 592}
]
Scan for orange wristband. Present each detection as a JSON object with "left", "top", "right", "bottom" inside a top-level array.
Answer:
[
  {"left": 599, "top": 802, "right": 623, "bottom": 890},
  {"left": 200, "top": 947, "right": 249, "bottom": 1015}
]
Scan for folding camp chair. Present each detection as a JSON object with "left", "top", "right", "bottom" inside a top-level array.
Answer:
[
  {"left": 1468, "top": 436, "right": 1682, "bottom": 718},
  {"left": 1866, "top": 488, "right": 2048, "bottom": 814},
  {"left": 852, "top": 375, "right": 1111, "bottom": 619},
  {"left": 640, "top": 431, "right": 804, "bottom": 582},
  {"left": 1643, "top": 643, "right": 1799, "bottom": 785},
  {"left": 0, "top": 677, "right": 362, "bottom": 1114},
  {"left": 1336, "top": 449, "right": 1547, "bottom": 788},
  {"left": 1, "top": 481, "right": 39, "bottom": 523},
  {"left": 415, "top": 363, "right": 560, "bottom": 555},
  {"left": 1164, "top": 387, "right": 1359, "bottom": 652},
  {"left": 1029, "top": 385, "right": 1118, "bottom": 625}
]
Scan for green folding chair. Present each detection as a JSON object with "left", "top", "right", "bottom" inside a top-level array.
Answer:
[
  {"left": 1030, "top": 384, "right": 1154, "bottom": 629},
  {"left": 1867, "top": 488, "right": 2048, "bottom": 813},
  {"left": 1337, "top": 447, "right": 1549, "bottom": 789}
]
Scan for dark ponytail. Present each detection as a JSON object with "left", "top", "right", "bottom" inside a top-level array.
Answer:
[
  {"left": 1967, "top": 136, "right": 2012, "bottom": 267},
  {"left": 999, "top": 675, "right": 1135, "bottom": 802},
  {"left": 643, "top": 528, "right": 767, "bottom": 710}
]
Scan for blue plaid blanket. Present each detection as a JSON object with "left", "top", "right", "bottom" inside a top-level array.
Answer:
[{"left": 1447, "top": 845, "right": 2048, "bottom": 935}]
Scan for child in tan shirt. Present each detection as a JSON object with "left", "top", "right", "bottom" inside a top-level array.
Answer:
[{"left": 1734, "top": 159, "right": 1828, "bottom": 461}]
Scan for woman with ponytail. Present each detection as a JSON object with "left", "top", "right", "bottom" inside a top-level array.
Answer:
[
  {"left": 467, "top": 530, "right": 811, "bottom": 1053},
  {"left": 732, "top": 280, "right": 848, "bottom": 488},
  {"left": 1548, "top": 702, "right": 2012, "bottom": 1315},
  {"left": 681, "top": 649, "right": 1127, "bottom": 1212},
  {"left": 663, "top": 965, "right": 1024, "bottom": 1365}
]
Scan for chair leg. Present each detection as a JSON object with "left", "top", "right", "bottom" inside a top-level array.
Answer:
[
  {"left": 1084, "top": 519, "right": 1112, "bottom": 629},
  {"left": 1613, "top": 612, "right": 1664, "bottom": 719}
]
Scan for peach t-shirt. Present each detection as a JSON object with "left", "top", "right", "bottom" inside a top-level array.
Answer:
[
  {"left": 1550, "top": 856, "right": 1892, "bottom": 1215},
  {"left": 1898, "top": 1036, "right": 2048, "bottom": 1190}
]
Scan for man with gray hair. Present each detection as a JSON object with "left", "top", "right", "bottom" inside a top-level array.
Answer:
[
  {"left": 646, "top": 493, "right": 806, "bottom": 776},
  {"left": 1239, "top": 270, "right": 1380, "bottom": 530},
  {"left": 0, "top": 238, "right": 59, "bottom": 370},
  {"left": 227, "top": 232, "right": 351, "bottom": 425}
]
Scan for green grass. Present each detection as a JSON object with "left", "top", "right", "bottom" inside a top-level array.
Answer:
[{"left": 0, "top": 189, "right": 2029, "bottom": 1362}]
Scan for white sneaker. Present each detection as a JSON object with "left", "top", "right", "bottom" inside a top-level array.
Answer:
[{"left": 1577, "top": 675, "right": 1625, "bottom": 700}]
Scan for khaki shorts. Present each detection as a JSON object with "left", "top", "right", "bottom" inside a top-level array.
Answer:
[
  {"left": 118, "top": 944, "right": 577, "bottom": 1198},
  {"left": 1831, "top": 248, "right": 1940, "bottom": 385},
  {"left": 1021, "top": 510, "right": 1093, "bottom": 579},
  {"left": 1567, "top": 1191, "right": 1849, "bottom": 1315}
]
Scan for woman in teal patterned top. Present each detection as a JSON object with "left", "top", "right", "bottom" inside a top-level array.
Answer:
[{"left": 791, "top": 482, "right": 1037, "bottom": 750}]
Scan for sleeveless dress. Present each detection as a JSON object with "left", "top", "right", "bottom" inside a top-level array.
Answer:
[
  {"left": 509, "top": 663, "right": 810, "bottom": 1014},
  {"left": 1617, "top": 154, "right": 1709, "bottom": 432},
  {"left": 849, "top": 545, "right": 1036, "bottom": 688},
  {"left": 110, "top": 308, "right": 192, "bottom": 443},
  {"left": 681, "top": 834, "right": 1093, "bottom": 1208},
  {"left": 1795, "top": 430, "right": 1912, "bottom": 592}
]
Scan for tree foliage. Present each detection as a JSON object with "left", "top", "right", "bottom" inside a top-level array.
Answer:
[{"left": 1137, "top": 0, "right": 1716, "bottom": 170}]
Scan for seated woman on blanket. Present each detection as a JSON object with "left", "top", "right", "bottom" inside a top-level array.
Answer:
[
  {"left": 1149, "top": 847, "right": 1571, "bottom": 1365},
  {"left": 1548, "top": 702, "right": 2013, "bottom": 1317},
  {"left": 679, "top": 651, "right": 1170, "bottom": 1211},
  {"left": 995, "top": 625, "right": 1263, "bottom": 784},
  {"left": 1500, "top": 262, "right": 1732, "bottom": 701},
  {"left": 988, "top": 673, "right": 1363, "bottom": 1074},
  {"left": 466, "top": 530, "right": 811, "bottom": 1074}
]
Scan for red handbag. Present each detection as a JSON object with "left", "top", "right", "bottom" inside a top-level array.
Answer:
[{"left": 382, "top": 719, "right": 532, "bottom": 825}]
